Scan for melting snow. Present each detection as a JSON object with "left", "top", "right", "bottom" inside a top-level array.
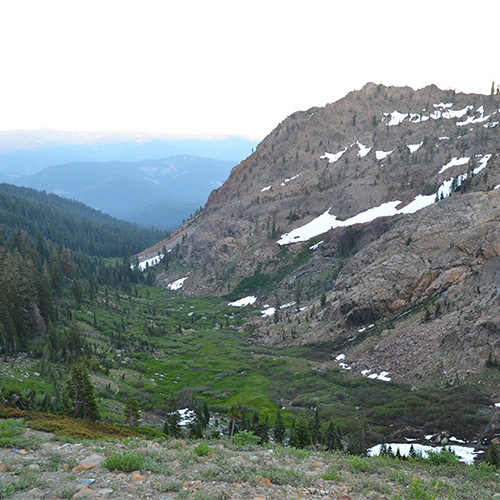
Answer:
[
  {"left": 228, "top": 296, "right": 257, "bottom": 307},
  {"left": 335, "top": 354, "right": 345, "bottom": 361},
  {"left": 457, "top": 105, "right": 490, "bottom": 126},
  {"left": 281, "top": 174, "right": 300, "bottom": 186},
  {"left": 433, "top": 102, "right": 454, "bottom": 109},
  {"left": 439, "top": 156, "right": 470, "bottom": 174},
  {"left": 261, "top": 301, "right": 296, "bottom": 317},
  {"left": 167, "top": 277, "right": 188, "bottom": 291},
  {"left": 367, "top": 371, "right": 391, "bottom": 382},
  {"left": 309, "top": 240, "right": 324, "bottom": 251},
  {"left": 368, "top": 443, "right": 480, "bottom": 464},
  {"left": 277, "top": 195, "right": 434, "bottom": 246},
  {"left": 407, "top": 142, "right": 423, "bottom": 153},
  {"left": 356, "top": 141, "right": 372, "bottom": 158},
  {"left": 376, "top": 148, "right": 395, "bottom": 160},
  {"left": 473, "top": 154, "right": 491, "bottom": 174},
  {"left": 385, "top": 104, "right": 473, "bottom": 127},
  {"left": 432, "top": 105, "right": 473, "bottom": 120},
  {"left": 387, "top": 111, "right": 408, "bottom": 126},
  {"left": 137, "top": 254, "right": 164, "bottom": 271},
  {"left": 321, "top": 148, "right": 347, "bottom": 164}
]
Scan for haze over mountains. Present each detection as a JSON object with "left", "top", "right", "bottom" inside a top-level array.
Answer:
[
  {"left": 0, "top": 129, "right": 257, "bottom": 228},
  {"left": 139, "top": 82, "right": 500, "bottom": 383}
]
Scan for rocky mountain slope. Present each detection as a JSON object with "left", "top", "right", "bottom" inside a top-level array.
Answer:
[{"left": 139, "top": 83, "right": 500, "bottom": 383}]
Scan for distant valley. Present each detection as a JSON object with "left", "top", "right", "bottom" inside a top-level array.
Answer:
[{"left": 0, "top": 129, "right": 257, "bottom": 228}]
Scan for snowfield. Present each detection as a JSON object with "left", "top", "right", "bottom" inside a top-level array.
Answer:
[
  {"left": 167, "top": 277, "right": 188, "bottom": 290},
  {"left": 321, "top": 148, "right": 347, "bottom": 164},
  {"left": 137, "top": 254, "right": 164, "bottom": 271},
  {"left": 439, "top": 156, "right": 470, "bottom": 174},
  {"left": 228, "top": 296, "right": 257, "bottom": 307},
  {"left": 277, "top": 195, "right": 434, "bottom": 245},
  {"left": 368, "top": 442, "right": 481, "bottom": 465}
]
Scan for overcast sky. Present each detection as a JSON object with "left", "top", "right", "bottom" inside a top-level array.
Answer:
[{"left": 1, "top": 0, "right": 498, "bottom": 140}]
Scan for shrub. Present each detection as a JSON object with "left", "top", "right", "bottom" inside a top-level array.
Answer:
[
  {"left": 102, "top": 452, "right": 145, "bottom": 472},
  {"left": 0, "top": 419, "right": 37, "bottom": 449},
  {"left": 193, "top": 442, "right": 213, "bottom": 456},
  {"left": 425, "top": 448, "right": 459, "bottom": 466},
  {"left": 231, "top": 430, "right": 261, "bottom": 447}
]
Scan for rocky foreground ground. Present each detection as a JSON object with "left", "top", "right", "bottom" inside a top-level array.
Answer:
[{"left": 1, "top": 427, "right": 500, "bottom": 500}]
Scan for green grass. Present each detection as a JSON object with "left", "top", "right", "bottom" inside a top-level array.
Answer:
[
  {"left": 102, "top": 452, "right": 145, "bottom": 472},
  {"left": 0, "top": 418, "right": 40, "bottom": 449},
  {"left": 0, "top": 471, "right": 38, "bottom": 499}
]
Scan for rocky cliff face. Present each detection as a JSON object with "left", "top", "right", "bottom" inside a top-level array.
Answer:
[{"left": 139, "top": 83, "right": 500, "bottom": 382}]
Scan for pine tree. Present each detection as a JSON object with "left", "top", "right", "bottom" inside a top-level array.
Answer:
[
  {"left": 163, "top": 396, "right": 181, "bottom": 437},
  {"left": 311, "top": 407, "right": 321, "bottom": 446},
  {"left": 273, "top": 410, "right": 286, "bottom": 445},
  {"left": 257, "top": 415, "right": 270, "bottom": 444},
  {"left": 325, "top": 421, "right": 342, "bottom": 451},
  {"left": 124, "top": 396, "right": 141, "bottom": 427},
  {"left": 229, "top": 402, "right": 243, "bottom": 437},
  {"left": 61, "top": 364, "right": 100, "bottom": 421},
  {"left": 292, "top": 416, "right": 312, "bottom": 448},
  {"left": 486, "top": 442, "right": 500, "bottom": 467},
  {"left": 202, "top": 400, "right": 210, "bottom": 428}
]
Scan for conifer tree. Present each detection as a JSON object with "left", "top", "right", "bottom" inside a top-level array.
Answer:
[
  {"left": 61, "top": 364, "right": 100, "bottom": 421},
  {"left": 273, "top": 410, "right": 286, "bottom": 445},
  {"left": 311, "top": 407, "right": 321, "bottom": 446},
  {"left": 325, "top": 421, "right": 342, "bottom": 451},
  {"left": 486, "top": 442, "right": 500, "bottom": 467},
  {"left": 124, "top": 396, "right": 141, "bottom": 427},
  {"left": 291, "top": 416, "right": 312, "bottom": 448}
]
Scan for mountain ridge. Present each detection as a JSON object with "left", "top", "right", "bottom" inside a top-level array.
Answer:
[
  {"left": 138, "top": 82, "right": 500, "bottom": 383},
  {"left": 8, "top": 155, "right": 236, "bottom": 229}
]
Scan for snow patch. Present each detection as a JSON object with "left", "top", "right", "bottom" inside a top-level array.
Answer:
[
  {"left": 387, "top": 111, "right": 408, "bottom": 126},
  {"left": 167, "top": 277, "right": 188, "bottom": 291},
  {"left": 367, "top": 371, "right": 391, "bottom": 382},
  {"left": 368, "top": 442, "right": 480, "bottom": 465},
  {"left": 309, "top": 240, "right": 324, "bottom": 251},
  {"left": 228, "top": 296, "right": 257, "bottom": 307},
  {"left": 439, "top": 156, "right": 470, "bottom": 174},
  {"left": 261, "top": 301, "right": 296, "bottom": 317},
  {"left": 137, "top": 254, "right": 164, "bottom": 271},
  {"left": 376, "top": 148, "right": 395, "bottom": 160},
  {"left": 473, "top": 154, "right": 491, "bottom": 175},
  {"left": 407, "top": 142, "right": 423, "bottom": 153},
  {"left": 356, "top": 141, "right": 372, "bottom": 158},
  {"left": 261, "top": 185, "right": 272, "bottom": 192},
  {"left": 281, "top": 174, "right": 300, "bottom": 186},
  {"left": 321, "top": 148, "right": 347, "bottom": 164},
  {"left": 277, "top": 195, "right": 434, "bottom": 246}
]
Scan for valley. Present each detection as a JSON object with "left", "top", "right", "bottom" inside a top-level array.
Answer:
[{"left": 2, "top": 83, "right": 500, "bottom": 498}]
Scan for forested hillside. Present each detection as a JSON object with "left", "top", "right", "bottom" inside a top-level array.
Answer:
[{"left": 0, "top": 184, "right": 164, "bottom": 256}]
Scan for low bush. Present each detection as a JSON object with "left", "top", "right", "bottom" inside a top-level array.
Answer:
[
  {"left": 231, "top": 430, "right": 261, "bottom": 447},
  {"left": 193, "top": 442, "right": 213, "bottom": 456},
  {"left": 102, "top": 452, "right": 145, "bottom": 472},
  {"left": 425, "top": 448, "right": 459, "bottom": 466}
]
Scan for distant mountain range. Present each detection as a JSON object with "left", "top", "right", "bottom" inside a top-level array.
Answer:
[
  {"left": 0, "top": 129, "right": 257, "bottom": 175},
  {"left": 0, "top": 129, "right": 258, "bottom": 228},
  {"left": 7, "top": 155, "right": 237, "bottom": 229}
]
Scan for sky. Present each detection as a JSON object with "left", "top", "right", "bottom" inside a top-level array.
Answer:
[{"left": 1, "top": 0, "right": 499, "bottom": 140}]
